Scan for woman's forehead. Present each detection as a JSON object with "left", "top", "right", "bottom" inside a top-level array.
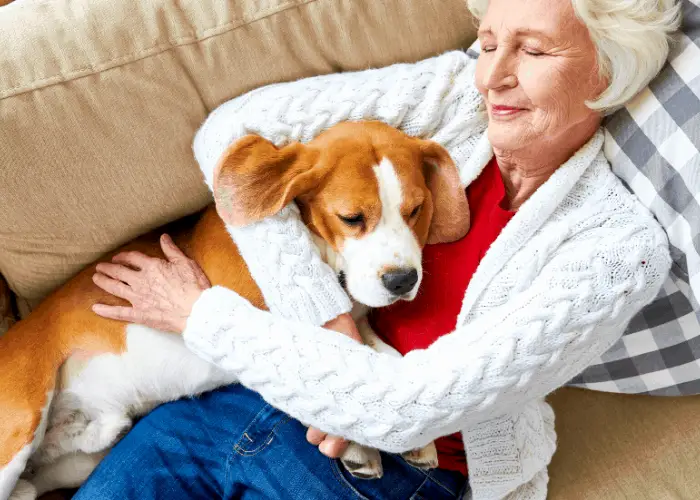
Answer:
[{"left": 479, "top": 0, "right": 585, "bottom": 39}]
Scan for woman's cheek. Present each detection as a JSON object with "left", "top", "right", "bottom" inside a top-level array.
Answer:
[{"left": 522, "top": 63, "right": 571, "bottom": 123}]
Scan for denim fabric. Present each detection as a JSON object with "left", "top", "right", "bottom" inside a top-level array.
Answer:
[{"left": 74, "top": 384, "right": 468, "bottom": 500}]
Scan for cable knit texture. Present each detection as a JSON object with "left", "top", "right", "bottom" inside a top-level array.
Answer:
[{"left": 188, "top": 51, "right": 671, "bottom": 499}]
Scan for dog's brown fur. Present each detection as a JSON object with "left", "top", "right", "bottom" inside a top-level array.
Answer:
[{"left": 0, "top": 122, "right": 468, "bottom": 482}]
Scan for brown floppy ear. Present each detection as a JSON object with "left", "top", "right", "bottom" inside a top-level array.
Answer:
[
  {"left": 418, "top": 140, "right": 470, "bottom": 244},
  {"left": 213, "top": 135, "right": 322, "bottom": 226}
]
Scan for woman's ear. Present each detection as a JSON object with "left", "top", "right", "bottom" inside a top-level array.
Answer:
[
  {"left": 213, "top": 135, "right": 322, "bottom": 226},
  {"left": 418, "top": 140, "right": 471, "bottom": 244}
]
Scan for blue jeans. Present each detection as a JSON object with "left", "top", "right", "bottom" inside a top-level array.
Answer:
[{"left": 74, "top": 384, "right": 468, "bottom": 499}]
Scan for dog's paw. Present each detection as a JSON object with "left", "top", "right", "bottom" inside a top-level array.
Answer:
[
  {"left": 340, "top": 443, "right": 383, "bottom": 480},
  {"left": 79, "top": 415, "right": 132, "bottom": 454},
  {"left": 32, "top": 411, "right": 90, "bottom": 466},
  {"left": 9, "top": 479, "right": 37, "bottom": 500},
  {"left": 401, "top": 442, "right": 439, "bottom": 470}
]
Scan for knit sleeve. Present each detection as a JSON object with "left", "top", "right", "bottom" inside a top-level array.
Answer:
[
  {"left": 192, "top": 51, "right": 484, "bottom": 325},
  {"left": 183, "top": 215, "right": 671, "bottom": 452}
]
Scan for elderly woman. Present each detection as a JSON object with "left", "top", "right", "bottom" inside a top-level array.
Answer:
[{"left": 78, "top": 0, "right": 679, "bottom": 498}]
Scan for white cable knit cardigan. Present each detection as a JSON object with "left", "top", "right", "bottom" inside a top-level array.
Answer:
[{"left": 185, "top": 51, "right": 671, "bottom": 499}]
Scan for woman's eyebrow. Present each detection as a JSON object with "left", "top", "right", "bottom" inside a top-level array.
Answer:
[
  {"left": 478, "top": 27, "right": 556, "bottom": 44},
  {"left": 513, "top": 28, "right": 556, "bottom": 44}
]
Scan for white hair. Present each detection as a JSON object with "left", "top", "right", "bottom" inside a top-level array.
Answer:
[{"left": 467, "top": 0, "right": 682, "bottom": 112}]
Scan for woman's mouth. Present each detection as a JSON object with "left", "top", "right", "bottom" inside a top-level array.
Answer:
[{"left": 490, "top": 104, "right": 526, "bottom": 117}]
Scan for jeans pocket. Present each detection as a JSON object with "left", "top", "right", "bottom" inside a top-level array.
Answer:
[
  {"left": 329, "top": 458, "right": 375, "bottom": 500},
  {"left": 330, "top": 453, "right": 460, "bottom": 500},
  {"left": 232, "top": 404, "right": 291, "bottom": 457}
]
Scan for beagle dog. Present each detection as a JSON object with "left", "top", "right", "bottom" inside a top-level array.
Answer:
[{"left": 0, "top": 121, "right": 470, "bottom": 499}]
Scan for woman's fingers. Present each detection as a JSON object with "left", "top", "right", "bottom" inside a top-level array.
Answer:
[
  {"left": 319, "top": 436, "right": 349, "bottom": 458},
  {"left": 306, "top": 427, "right": 327, "bottom": 445},
  {"left": 160, "top": 234, "right": 188, "bottom": 263},
  {"left": 92, "top": 273, "right": 135, "bottom": 302},
  {"left": 323, "top": 313, "right": 362, "bottom": 343},
  {"left": 92, "top": 302, "right": 178, "bottom": 332},
  {"left": 95, "top": 262, "right": 137, "bottom": 284},
  {"left": 91, "top": 304, "right": 139, "bottom": 323},
  {"left": 112, "top": 250, "right": 153, "bottom": 270},
  {"left": 307, "top": 427, "right": 348, "bottom": 458}
]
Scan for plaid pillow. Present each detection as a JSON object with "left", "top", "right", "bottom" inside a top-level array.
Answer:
[{"left": 468, "top": 0, "right": 700, "bottom": 395}]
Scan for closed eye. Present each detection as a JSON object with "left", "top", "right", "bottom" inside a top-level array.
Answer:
[
  {"left": 338, "top": 213, "right": 365, "bottom": 227},
  {"left": 409, "top": 204, "right": 422, "bottom": 218}
]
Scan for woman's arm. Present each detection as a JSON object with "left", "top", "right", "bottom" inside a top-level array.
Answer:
[
  {"left": 192, "top": 51, "right": 484, "bottom": 325},
  {"left": 182, "top": 217, "right": 671, "bottom": 452}
]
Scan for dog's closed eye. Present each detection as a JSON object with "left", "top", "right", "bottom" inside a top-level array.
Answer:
[{"left": 338, "top": 213, "right": 365, "bottom": 227}]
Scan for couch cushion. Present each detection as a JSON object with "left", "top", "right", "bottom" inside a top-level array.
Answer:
[
  {"left": 0, "top": 0, "right": 478, "bottom": 309},
  {"left": 549, "top": 388, "right": 700, "bottom": 499}
]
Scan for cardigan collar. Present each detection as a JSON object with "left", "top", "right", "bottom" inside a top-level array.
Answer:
[{"left": 456, "top": 128, "right": 605, "bottom": 326}]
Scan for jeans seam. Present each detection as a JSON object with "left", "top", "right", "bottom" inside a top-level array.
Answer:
[
  {"left": 229, "top": 404, "right": 270, "bottom": 456},
  {"left": 329, "top": 458, "right": 371, "bottom": 500},
  {"left": 425, "top": 470, "right": 460, "bottom": 497},
  {"left": 400, "top": 458, "right": 460, "bottom": 497},
  {"left": 232, "top": 413, "right": 291, "bottom": 457},
  {"left": 224, "top": 448, "right": 233, "bottom": 492},
  {"left": 408, "top": 474, "right": 431, "bottom": 500}
]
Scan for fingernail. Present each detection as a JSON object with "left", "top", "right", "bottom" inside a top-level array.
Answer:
[{"left": 319, "top": 441, "right": 331, "bottom": 455}]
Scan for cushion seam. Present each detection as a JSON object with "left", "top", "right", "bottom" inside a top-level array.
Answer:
[{"left": 0, "top": 0, "right": 321, "bottom": 100}]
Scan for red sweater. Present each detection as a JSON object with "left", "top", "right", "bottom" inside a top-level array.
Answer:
[{"left": 370, "top": 157, "right": 514, "bottom": 476}]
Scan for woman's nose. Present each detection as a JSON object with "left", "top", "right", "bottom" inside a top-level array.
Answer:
[{"left": 482, "top": 51, "right": 517, "bottom": 90}]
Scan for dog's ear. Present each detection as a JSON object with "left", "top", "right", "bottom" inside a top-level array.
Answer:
[
  {"left": 213, "top": 135, "right": 323, "bottom": 226},
  {"left": 417, "top": 140, "right": 470, "bottom": 244}
]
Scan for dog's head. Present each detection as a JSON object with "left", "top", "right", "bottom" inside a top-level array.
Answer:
[{"left": 213, "top": 121, "right": 470, "bottom": 308}]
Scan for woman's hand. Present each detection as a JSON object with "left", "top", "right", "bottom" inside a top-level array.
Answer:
[
  {"left": 305, "top": 312, "right": 362, "bottom": 458},
  {"left": 91, "top": 234, "right": 211, "bottom": 334},
  {"left": 94, "top": 233, "right": 357, "bottom": 457}
]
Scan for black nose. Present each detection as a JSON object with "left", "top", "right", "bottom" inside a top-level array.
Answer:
[{"left": 381, "top": 268, "right": 419, "bottom": 296}]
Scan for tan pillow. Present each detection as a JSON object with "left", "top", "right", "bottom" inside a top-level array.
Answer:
[
  {"left": 549, "top": 388, "right": 700, "bottom": 499},
  {"left": 0, "top": 0, "right": 478, "bottom": 310}
]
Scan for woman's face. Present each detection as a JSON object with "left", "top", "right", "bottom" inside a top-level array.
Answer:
[{"left": 475, "top": 0, "right": 606, "bottom": 155}]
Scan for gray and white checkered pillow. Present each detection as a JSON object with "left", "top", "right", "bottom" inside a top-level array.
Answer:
[{"left": 468, "top": 0, "right": 700, "bottom": 395}]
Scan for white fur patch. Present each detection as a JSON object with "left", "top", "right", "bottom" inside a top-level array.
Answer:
[
  {"left": 21, "top": 326, "right": 238, "bottom": 495},
  {"left": 60, "top": 325, "right": 236, "bottom": 422},
  {"left": 341, "top": 158, "right": 422, "bottom": 308}
]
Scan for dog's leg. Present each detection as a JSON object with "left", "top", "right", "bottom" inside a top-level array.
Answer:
[
  {"left": 34, "top": 406, "right": 131, "bottom": 466},
  {"left": 357, "top": 318, "right": 440, "bottom": 471},
  {"left": 32, "top": 409, "right": 89, "bottom": 466},
  {"left": 76, "top": 414, "right": 132, "bottom": 454},
  {"left": 3, "top": 400, "right": 52, "bottom": 500},
  {"left": 29, "top": 452, "right": 106, "bottom": 498},
  {"left": 340, "top": 443, "right": 383, "bottom": 480},
  {"left": 400, "top": 441, "right": 439, "bottom": 470},
  {"left": 334, "top": 318, "right": 392, "bottom": 480},
  {"left": 8, "top": 480, "right": 37, "bottom": 500},
  {"left": 357, "top": 317, "right": 402, "bottom": 357}
]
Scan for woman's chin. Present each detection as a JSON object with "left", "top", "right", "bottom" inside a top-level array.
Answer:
[{"left": 487, "top": 125, "right": 532, "bottom": 153}]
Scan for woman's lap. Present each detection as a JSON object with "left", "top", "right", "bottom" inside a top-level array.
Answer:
[{"left": 74, "top": 384, "right": 467, "bottom": 500}]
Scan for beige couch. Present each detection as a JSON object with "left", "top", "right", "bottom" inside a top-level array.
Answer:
[{"left": 2, "top": 0, "right": 700, "bottom": 498}]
